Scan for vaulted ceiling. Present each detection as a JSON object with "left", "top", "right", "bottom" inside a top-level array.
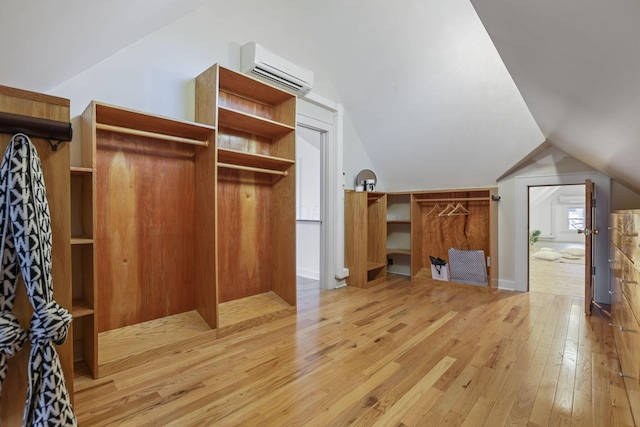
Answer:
[
  {"left": 471, "top": 0, "right": 640, "bottom": 192},
  {"left": 1, "top": 0, "right": 638, "bottom": 192}
]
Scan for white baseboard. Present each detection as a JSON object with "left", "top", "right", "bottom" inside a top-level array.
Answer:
[
  {"left": 498, "top": 279, "right": 517, "bottom": 292},
  {"left": 296, "top": 268, "right": 319, "bottom": 280}
]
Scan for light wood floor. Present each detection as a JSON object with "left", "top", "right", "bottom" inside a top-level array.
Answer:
[
  {"left": 529, "top": 242, "right": 585, "bottom": 297},
  {"left": 73, "top": 275, "right": 635, "bottom": 426},
  {"left": 529, "top": 258, "right": 584, "bottom": 297}
]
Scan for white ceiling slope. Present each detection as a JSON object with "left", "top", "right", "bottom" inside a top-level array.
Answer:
[
  {"left": 471, "top": 0, "right": 640, "bottom": 192},
  {"left": 0, "top": 0, "right": 549, "bottom": 191},
  {"left": 0, "top": 0, "right": 209, "bottom": 92},
  {"left": 295, "top": 0, "right": 544, "bottom": 191}
]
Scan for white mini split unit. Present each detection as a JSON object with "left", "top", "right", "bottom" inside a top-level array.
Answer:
[{"left": 240, "top": 42, "right": 314, "bottom": 96}]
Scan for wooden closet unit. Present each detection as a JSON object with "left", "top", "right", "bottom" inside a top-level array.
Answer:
[
  {"left": 345, "top": 191, "right": 388, "bottom": 288},
  {"left": 609, "top": 210, "right": 640, "bottom": 425},
  {"left": 411, "top": 188, "right": 498, "bottom": 286},
  {"left": 195, "top": 64, "right": 297, "bottom": 337},
  {"left": 78, "top": 101, "right": 216, "bottom": 378},
  {"left": 0, "top": 86, "right": 73, "bottom": 424}
]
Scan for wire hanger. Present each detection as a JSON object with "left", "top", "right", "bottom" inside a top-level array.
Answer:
[
  {"left": 425, "top": 203, "right": 441, "bottom": 216},
  {"left": 438, "top": 204, "right": 455, "bottom": 216},
  {"left": 448, "top": 203, "right": 471, "bottom": 216}
]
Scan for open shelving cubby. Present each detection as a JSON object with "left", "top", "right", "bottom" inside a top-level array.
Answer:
[
  {"left": 196, "top": 64, "right": 297, "bottom": 337},
  {"left": 386, "top": 192, "right": 412, "bottom": 276},
  {"left": 411, "top": 188, "right": 498, "bottom": 286},
  {"left": 70, "top": 164, "right": 96, "bottom": 377},
  {"left": 78, "top": 101, "right": 217, "bottom": 378},
  {"left": 344, "top": 191, "right": 388, "bottom": 288}
]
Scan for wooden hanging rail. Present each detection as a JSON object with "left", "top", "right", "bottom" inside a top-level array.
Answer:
[
  {"left": 0, "top": 110, "right": 72, "bottom": 151},
  {"left": 218, "top": 162, "right": 288, "bottom": 176},
  {"left": 96, "top": 123, "right": 208, "bottom": 146},
  {"left": 416, "top": 197, "right": 491, "bottom": 203}
]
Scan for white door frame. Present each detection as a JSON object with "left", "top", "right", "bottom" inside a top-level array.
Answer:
[
  {"left": 515, "top": 172, "right": 610, "bottom": 302},
  {"left": 298, "top": 91, "right": 347, "bottom": 291}
]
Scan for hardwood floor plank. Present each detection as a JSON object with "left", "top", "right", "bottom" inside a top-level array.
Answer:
[
  {"left": 504, "top": 341, "right": 549, "bottom": 425},
  {"left": 371, "top": 356, "right": 456, "bottom": 426},
  {"left": 72, "top": 275, "right": 634, "bottom": 426}
]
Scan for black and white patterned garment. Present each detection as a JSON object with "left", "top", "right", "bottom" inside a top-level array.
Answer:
[{"left": 0, "top": 134, "right": 76, "bottom": 426}]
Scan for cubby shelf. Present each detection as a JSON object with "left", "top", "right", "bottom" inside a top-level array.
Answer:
[
  {"left": 218, "top": 67, "right": 294, "bottom": 106},
  {"left": 218, "top": 106, "right": 295, "bottom": 138},
  {"left": 94, "top": 102, "right": 215, "bottom": 144},
  {"left": 218, "top": 147, "right": 294, "bottom": 172},
  {"left": 72, "top": 299, "right": 94, "bottom": 318},
  {"left": 367, "top": 262, "right": 387, "bottom": 272},
  {"left": 71, "top": 237, "right": 93, "bottom": 245},
  {"left": 71, "top": 166, "right": 93, "bottom": 174},
  {"left": 387, "top": 248, "right": 411, "bottom": 256}
]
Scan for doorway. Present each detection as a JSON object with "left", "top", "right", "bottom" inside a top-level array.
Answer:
[
  {"left": 528, "top": 184, "right": 585, "bottom": 297},
  {"left": 514, "top": 172, "right": 610, "bottom": 305},
  {"left": 295, "top": 94, "right": 347, "bottom": 293},
  {"left": 295, "top": 124, "right": 323, "bottom": 292}
]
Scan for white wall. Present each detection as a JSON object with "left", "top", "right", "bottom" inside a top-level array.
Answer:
[
  {"left": 529, "top": 185, "right": 585, "bottom": 244},
  {"left": 611, "top": 180, "right": 640, "bottom": 210},
  {"left": 49, "top": 0, "right": 373, "bottom": 182}
]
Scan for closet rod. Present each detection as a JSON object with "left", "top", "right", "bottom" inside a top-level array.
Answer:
[
  {"left": 218, "top": 162, "right": 288, "bottom": 176},
  {"left": 0, "top": 111, "right": 72, "bottom": 151},
  {"left": 415, "top": 197, "right": 490, "bottom": 203},
  {"left": 96, "top": 123, "right": 208, "bottom": 146}
]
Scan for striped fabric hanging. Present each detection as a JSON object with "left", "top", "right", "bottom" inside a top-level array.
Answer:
[{"left": 0, "top": 134, "right": 76, "bottom": 426}]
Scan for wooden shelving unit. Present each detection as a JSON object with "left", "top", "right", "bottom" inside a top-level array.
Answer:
[
  {"left": 345, "top": 191, "right": 387, "bottom": 288},
  {"left": 70, "top": 162, "right": 97, "bottom": 377},
  {"left": 77, "top": 101, "right": 216, "bottom": 378},
  {"left": 196, "top": 63, "right": 297, "bottom": 336},
  {"left": 411, "top": 188, "right": 498, "bottom": 286},
  {"left": 344, "top": 188, "right": 498, "bottom": 287},
  {"left": 386, "top": 193, "right": 412, "bottom": 275},
  {"left": 74, "top": 67, "right": 298, "bottom": 380}
]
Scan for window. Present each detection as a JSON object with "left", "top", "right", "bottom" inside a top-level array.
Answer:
[{"left": 566, "top": 207, "right": 585, "bottom": 230}]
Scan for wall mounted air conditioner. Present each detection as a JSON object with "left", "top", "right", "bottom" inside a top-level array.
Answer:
[{"left": 240, "top": 42, "right": 314, "bottom": 96}]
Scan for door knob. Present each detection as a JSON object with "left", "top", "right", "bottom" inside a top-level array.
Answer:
[{"left": 578, "top": 228, "right": 598, "bottom": 236}]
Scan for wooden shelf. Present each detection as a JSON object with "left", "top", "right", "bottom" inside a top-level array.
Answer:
[
  {"left": 93, "top": 102, "right": 216, "bottom": 143},
  {"left": 387, "top": 219, "right": 411, "bottom": 224},
  {"left": 387, "top": 248, "right": 411, "bottom": 256},
  {"left": 218, "top": 148, "right": 294, "bottom": 172},
  {"left": 218, "top": 66, "right": 294, "bottom": 106},
  {"left": 218, "top": 106, "right": 295, "bottom": 138},
  {"left": 71, "top": 237, "right": 93, "bottom": 245},
  {"left": 367, "top": 261, "right": 386, "bottom": 272},
  {"left": 72, "top": 299, "right": 94, "bottom": 318},
  {"left": 70, "top": 166, "right": 93, "bottom": 174}
]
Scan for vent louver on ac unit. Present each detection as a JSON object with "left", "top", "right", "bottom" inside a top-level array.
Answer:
[{"left": 241, "top": 42, "right": 314, "bottom": 96}]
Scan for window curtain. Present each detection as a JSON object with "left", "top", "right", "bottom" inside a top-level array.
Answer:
[{"left": 0, "top": 134, "right": 76, "bottom": 426}]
